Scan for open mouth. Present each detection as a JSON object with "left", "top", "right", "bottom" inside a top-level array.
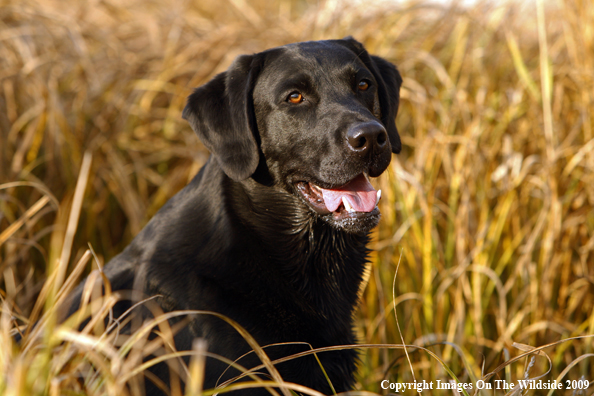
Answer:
[{"left": 295, "top": 173, "right": 382, "bottom": 218}]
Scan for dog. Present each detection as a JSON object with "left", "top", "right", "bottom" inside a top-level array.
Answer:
[{"left": 66, "top": 37, "right": 402, "bottom": 395}]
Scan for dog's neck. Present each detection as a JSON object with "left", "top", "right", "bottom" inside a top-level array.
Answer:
[
  {"left": 126, "top": 159, "right": 369, "bottom": 324},
  {"left": 227, "top": 173, "right": 370, "bottom": 317}
]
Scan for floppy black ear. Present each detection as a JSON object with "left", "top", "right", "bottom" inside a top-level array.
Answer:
[
  {"left": 369, "top": 55, "right": 403, "bottom": 154},
  {"left": 339, "top": 37, "right": 403, "bottom": 154},
  {"left": 182, "top": 55, "right": 261, "bottom": 181}
]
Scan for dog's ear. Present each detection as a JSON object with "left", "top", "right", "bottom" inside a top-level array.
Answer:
[
  {"left": 369, "top": 55, "right": 403, "bottom": 154},
  {"left": 339, "top": 37, "right": 403, "bottom": 154},
  {"left": 183, "top": 55, "right": 261, "bottom": 181}
]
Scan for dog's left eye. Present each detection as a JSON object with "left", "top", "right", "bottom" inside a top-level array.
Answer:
[{"left": 358, "top": 80, "right": 370, "bottom": 91}]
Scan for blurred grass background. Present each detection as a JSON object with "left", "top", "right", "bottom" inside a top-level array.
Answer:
[{"left": 1, "top": 0, "right": 594, "bottom": 394}]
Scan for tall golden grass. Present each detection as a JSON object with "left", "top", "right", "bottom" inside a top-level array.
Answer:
[{"left": 1, "top": 0, "right": 593, "bottom": 394}]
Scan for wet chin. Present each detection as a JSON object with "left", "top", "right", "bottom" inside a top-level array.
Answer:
[{"left": 321, "top": 207, "right": 381, "bottom": 234}]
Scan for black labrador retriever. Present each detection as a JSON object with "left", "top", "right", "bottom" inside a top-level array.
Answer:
[{"left": 67, "top": 37, "right": 402, "bottom": 395}]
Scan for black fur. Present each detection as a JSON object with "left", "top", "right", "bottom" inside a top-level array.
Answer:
[{"left": 66, "top": 38, "right": 402, "bottom": 395}]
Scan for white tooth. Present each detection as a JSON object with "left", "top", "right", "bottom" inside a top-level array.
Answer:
[
  {"left": 342, "top": 197, "right": 355, "bottom": 213},
  {"left": 376, "top": 189, "right": 382, "bottom": 204}
]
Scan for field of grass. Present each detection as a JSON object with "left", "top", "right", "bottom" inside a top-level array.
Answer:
[{"left": 1, "top": 0, "right": 594, "bottom": 394}]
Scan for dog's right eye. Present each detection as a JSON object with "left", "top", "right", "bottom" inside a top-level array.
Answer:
[{"left": 287, "top": 92, "right": 304, "bottom": 104}]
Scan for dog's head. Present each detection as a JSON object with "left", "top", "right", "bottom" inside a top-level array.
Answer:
[{"left": 183, "top": 38, "right": 402, "bottom": 234}]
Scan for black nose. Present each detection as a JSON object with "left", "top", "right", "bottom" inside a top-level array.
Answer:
[{"left": 346, "top": 121, "right": 388, "bottom": 156}]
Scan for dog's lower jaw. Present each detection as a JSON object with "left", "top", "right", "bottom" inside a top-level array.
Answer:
[
  {"left": 296, "top": 189, "right": 381, "bottom": 235},
  {"left": 292, "top": 173, "right": 383, "bottom": 234},
  {"left": 321, "top": 206, "right": 381, "bottom": 235}
]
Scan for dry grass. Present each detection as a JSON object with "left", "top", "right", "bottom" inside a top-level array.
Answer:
[{"left": 1, "top": 0, "right": 594, "bottom": 394}]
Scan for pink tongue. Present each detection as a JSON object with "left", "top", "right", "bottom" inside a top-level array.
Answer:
[{"left": 320, "top": 174, "right": 378, "bottom": 213}]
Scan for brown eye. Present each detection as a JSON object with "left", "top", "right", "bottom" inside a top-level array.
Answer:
[
  {"left": 288, "top": 92, "right": 304, "bottom": 104},
  {"left": 358, "top": 80, "right": 370, "bottom": 91}
]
